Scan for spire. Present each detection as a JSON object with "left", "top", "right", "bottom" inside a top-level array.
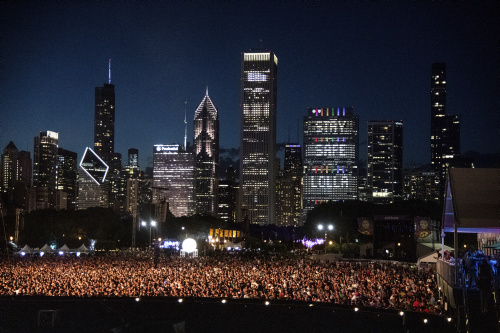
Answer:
[
  {"left": 184, "top": 100, "right": 187, "bottom": 150},
  {"left": 206, "top": 86, "right": 209, "bottom": 96},
  {"left": 108, "top": 59, "right": 111, "bottom": 84}
]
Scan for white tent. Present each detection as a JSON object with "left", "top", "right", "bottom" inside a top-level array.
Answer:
[
  {"left": 417, "top": 245, "right": 454, "bottom": 266},
  {"left": 75, "top": 244, "right": 89, "bottom": 253},
  {"left": 19, "top": 244, "right": 34, "bottom": 254},
  {"left": 58, "top": 244, "right": 70, "bottom": 253},
  {"left": 40, "top": 243, "right": 53, "bottom": 253}
]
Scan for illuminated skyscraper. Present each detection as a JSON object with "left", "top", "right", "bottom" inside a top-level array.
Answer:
[
  {"left": 276, "top": 144, "right": 303, "bottom": 226},
  {"left": 128, "top": 148, "right": 139, "bottom": 168},
  {"left": 430, "top": 63, "right": 460, "bottom": 199},
  {"left": 367, "top": 121, "right": 403, "bottom": 203},
  {"left": 193, "top": 88, "right": 219, "bottom": 216},
  {"left": 153, "top": 144, "right": 195, "bottom": 217},
  {"left": 33, "top": 131, "right": 58, "bottom": 189},
  {"left": 303, "top": 107, "right": 358, "bottom": 217},
  {"left": 240, "top": 50, "right": 277, "bottom": 225},
  {"left": 77, "top": 147, "right": 109, "bottom": 210},
  {"left": 94, "top": 62, "right": 115, "bottom": 169},
  {"left": 1, "top": 141, "right": 19, "bottom": 194}
]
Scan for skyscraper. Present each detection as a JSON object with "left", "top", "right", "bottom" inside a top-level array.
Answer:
[
  {"left": 33, "top": 131, "right": 58, "bottom": 189},
  {"left": 1, "top": 141, "right": 19, "bottom": 194},
  {"left": 367, "top": 121, "right": 403, "bottom": 203},
  {"left": 77, "top": 147, "right": 110, "bottom": 210},
  {"left": 128, "top": 148, "right": 139, "bottom": 168},
  {"left": 303, "top": 107, "right": 359, "bottom": 217},
  {"left": 94, "top": 63, "right": 115, "bottom": 169},
  {"left": 153, "top": 144, "right": 195, "bottom": 217},
  {"left": 430, "top": 63, "right": 460, "bottom": 198},
  {"left": 193, "top": 88, "right": 219, "bottom": 216},
  {"left": 57, "top": 148, "right": 78, "bottom": 210},
  {"left": 276, "top": 144, "right": 303, "bottom": 226},
  {"left": 240, "top": 50, "right": 278, "bottom": 225}
]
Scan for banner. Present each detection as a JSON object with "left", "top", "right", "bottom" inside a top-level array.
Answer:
[
  {"left": 414, "top": 217, "right": 431, "bottom": 240},
  {"left": 358, "top": 218, "right": 373, "bottom": 235}
]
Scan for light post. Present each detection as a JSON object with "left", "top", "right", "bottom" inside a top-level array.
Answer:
[
  {"left": 181, "top": 226, "right": 187, "bottom": 238},
  {"left": 318, "top": 224, "right": 334, "bottom": 253},
  {"left": 141, "top": 220, "right": 157, "bottom": 248}
]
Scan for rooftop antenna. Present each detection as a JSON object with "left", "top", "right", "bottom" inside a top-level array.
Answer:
[
  {"left": 108, "top": 59, "right": 111, "bottom": 84},
  {"left": 206, "top": 86, "right": 208, "bottom": 96},
  {"left": 184, "top": 100, "right": 188, "bottom": 150}
]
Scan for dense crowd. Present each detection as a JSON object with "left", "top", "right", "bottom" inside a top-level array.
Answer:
[{"left": 0, "top": 252, "right": 443, "bottom": 314}]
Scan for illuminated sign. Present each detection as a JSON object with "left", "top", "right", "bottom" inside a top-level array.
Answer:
[
  {"left": 155, "top": 145, "right": 179, "bottom": 152},
  {"left": 47, "top": 131, "right": 58, "bottom": 139}
]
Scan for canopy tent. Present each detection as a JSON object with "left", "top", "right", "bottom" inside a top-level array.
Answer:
[
  {"left": 58, "top": 244, "right": 70, "bottom": 253},
  {"left": 484, "top": 241, "right": 500, "bottom": 250},
  {"left": 75, "top": 244, "right": 89, "bottom": 253},
  {"left": 19, "top": 244, "right": 33, "bottom": 254},
  {"left": 417, "top": 245, "right": 454, "bottom": 266},
  {"left": 39, "top": 243, "right": 53, "bottom": 253},
  {"left": 442, "top": 168, "right": 500, "bottom": 233}
]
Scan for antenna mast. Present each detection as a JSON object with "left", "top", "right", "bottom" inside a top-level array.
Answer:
[
  {"left": 108, "top": 59, "right": 111, "bottom": 84},
  {"left": 184, "top": 100, "right": 188, "bottom": 150}
]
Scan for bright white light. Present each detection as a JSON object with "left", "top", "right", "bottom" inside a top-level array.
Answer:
[
  {"left": 447, "top": 318, "right": 452, "bottom": 322},
  {"left": 21, "top": 252, "right": 25, "bottom": 256},
  {"left": 135, "top": 297, "right": 140, "bottom": 302},
  {"left": 76, "top": 252, "right": 81, "bottom": 257},
  {"left": 58, "top": 251, "right": 64, "bottom": 255},
  {"left": 265, "top": 301, "right": 270, "bottom": 306},
  {"left": 151, "top": 221, "right": 157, "bottom": 227},
  {"left": 424, "top": 319, "right": 428, "bottom": 324},
  {"left": 318, "top": 224, "right": 323, "bottom": 230},
  {"left": 328, "top": 225, "right": 334, "bottom": 230},
  {"left": 178, "top": 298, "right": 183, "bottom": 303},
  {"left": 309, "top": 304, "right": 313, "bottom": 307},
  {"left": 385, "top": 249, "right": 389, "bottom": 254},
  {"left": 40, "top": 252, "right": 44, "bottom": 257},
  {"left": 399, "top": 311, "right": 404, "bottom": 316},
  {"left": 221, "top": 299, "right": 226, "bottom": 304},
  {"left": 354, "top": 307, "right": 359, "bottom": 312},
  {"left": 182, "top": 238, "right": 197, "bottom": 253},
  {"left": 141, "top": 221, "right": 146, "bottom": 227}
]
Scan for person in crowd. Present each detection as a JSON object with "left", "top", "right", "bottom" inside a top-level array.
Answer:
[
  {"left": 464, "top": 252, "right": 477, "bottom": 288},
  {"left": 478, "top": 258, "right": 493, "bottom": 315}
]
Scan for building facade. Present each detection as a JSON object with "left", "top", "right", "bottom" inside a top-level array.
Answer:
[
  {"left": 153, "top": 144, "right": 195, "bottom": 217},
  {"left": 77, "top": 147, "right": 109, "bottom": 210},
  {"left": 193, "top": 89, "right": 219, "bottom": 216},
  {"left": 403, "top": 169, "right": 440, "bottom": 202},
  {"left": 367, "top": 121, "right": 403, "bottom": 203},
  {"left": 240, "top": 50, "right": 278, "bottom": 225},
  {"left": 430, "top": 63, "right": 460, "bottom": 199},
  {"left": 57, "top": 148, "right": 78, "bottom": 210},
  {"left": 303, "top": 107, "right": 359, "bottom": 217},
  {"left": 94, "top": 83, "right": 115, "bottom": 168},
  {"left": 276, "top": 144, "right": 303, "bottom": 226}
]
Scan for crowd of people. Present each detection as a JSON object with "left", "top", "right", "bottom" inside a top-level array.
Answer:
[{"left": 0, "top": 252, "right": 444, "bottom": 314}]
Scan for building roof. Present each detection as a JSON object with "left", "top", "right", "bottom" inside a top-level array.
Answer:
[{"left": 443, "top": 168, "right": 500, "bottom": 233}]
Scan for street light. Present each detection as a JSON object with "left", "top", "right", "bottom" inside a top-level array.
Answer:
[
  {"left": 317, "top": 224, "right": 334, "bottom": 241},
  {"left": 141, "top": 220, "right": 157, "bottom": 248}
]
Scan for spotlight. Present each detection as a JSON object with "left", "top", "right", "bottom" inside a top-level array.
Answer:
[
  {"left": 178, "top": 298, "right": 183, "bottom": 303},
  {"left": 424, "top": 319, "right": 428, "bottom": 324},
  {"left": 265, "top": 301, "right": 270, "bottom": 306},
  {"left": 447, "top": 317, "right": 452, "bottom": 322},
  {"left": 399, "top": 311, "right": 404, "bottom": 316},
  {"left": 221, "top": 299, "right": 226, "bottom": 304},
  {"left": 135, "top": 297, "right": 140, "bottom": 302},
  {"left": 354, "top": 307, "right": 359, "bottom": 312}
]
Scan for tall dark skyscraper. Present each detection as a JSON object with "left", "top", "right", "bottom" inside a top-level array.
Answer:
[
  {"left": 240, "top": 50, "right": 278, "bottom": 225},
  {"left": 303, "top": 107, "right": 359, "bottom": 217},
  {"left": 367, "top": 121, "right": 403, "bottom": 203},
  {"left": 276, "top": 144, "right": 303, "bottom": 226},
  {"left": 33, "top": 131, "right": 58, "bottom": 189},
  {"left": 193, "top": 88, "right": 219, "bottom": 216},
  {"left": 1, "top": 141, "right": 19, "bottom": 194},
  {"left": 57, "top": 148, "right": 78, "bottom": 210},
  {"left": 94, "top": 61, "right": 115, "bottom": 168},
  {"left": 430, "top": 63, "right": 460, "bottom": 198}
]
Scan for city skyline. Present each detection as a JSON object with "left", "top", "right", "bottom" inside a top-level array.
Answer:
[{"left": 1, "top": 2, "right": 499, "bottom": 170}]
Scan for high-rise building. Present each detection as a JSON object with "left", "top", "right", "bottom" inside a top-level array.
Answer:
[
  {"left": 240, "top": 50, "right": 278, "bottom": 225},
  {"left": 367, "top": 121, "right": 403, "bottom": 203},
  {"left": 128, "top": 148, "right": 139, "bottom": 168},
  {"left": 77, "top": 147, "right": 109, "bottom": 210},
  {"left": 303, "top": 107, "right": 359, "bottom": 217},
  {"left": 193, "top": 88, "right": 219, "bottom": 216},
  {"left": 153, "top": 144, "right": 195, "bottom": 217},
  {"left": 1, "top": 141, "right": 19, "bottom": 194},
  {"left": 430, "top": 63, "right": 460, "bottom": 198},
  {"left": 403, "top": 169, "right": 440, "bottom": 202},
  {"left": 57, "top": 148, "right": 78, "bottom": 210},
  {"left": 94, "top": 77, "right": 115, "bottom": 169},
  {"left": 276, "top": 144, "right": 303, "bottom": 226},
  {"left": 33, "top": 131, "right": 58, "bottom": 189}
]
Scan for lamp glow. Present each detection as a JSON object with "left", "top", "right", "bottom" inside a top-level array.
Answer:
[{"left": 182, "top": 238, "right": 197, "bottom": 253}]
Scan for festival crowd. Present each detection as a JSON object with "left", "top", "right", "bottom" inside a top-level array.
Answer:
[{"left": 0, "top": 252, "right": 444, "bottom": 314}]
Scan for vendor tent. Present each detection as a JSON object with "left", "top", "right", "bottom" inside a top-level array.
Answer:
[
  {"left": 75, "top": 244, "right": 89, "bottom": 253},
  {"left": 58, "top": 244, "right": 70, "bottom": 253},
  {"left": 19, "top": 244, "right": 33, "bottom": 254},
  {"left": 40, "top": 244, "right": 53, "bottom": 253}
]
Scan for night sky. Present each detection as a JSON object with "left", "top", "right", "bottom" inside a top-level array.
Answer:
[{"left": 1, "top": 1, "right": 498, "bottom": 170}]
